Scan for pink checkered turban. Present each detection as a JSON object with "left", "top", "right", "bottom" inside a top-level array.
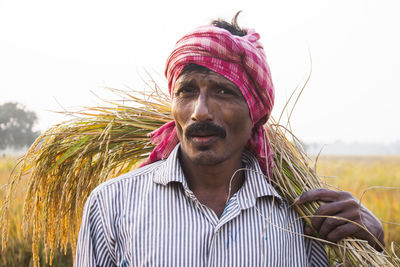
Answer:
[{"left": 141, "top": 25, "right": 275, "bottom": 178}]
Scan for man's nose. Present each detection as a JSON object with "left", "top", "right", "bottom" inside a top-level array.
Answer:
[{"left": 191, "top": 93, "right": 213, "bottom": 121}]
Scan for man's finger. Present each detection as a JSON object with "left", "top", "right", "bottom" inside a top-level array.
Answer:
[
  {"left": 294, "top": 188, "right": 340, "bottom": 204},
  {"left": 318, "top": 211, "right": 352, "bottom": 239},
  {"left": 325, "top": 223, "right": 360, "bottom": 243},
  {"left": 310, "top": 202, "right": 345, "bottom": 232}
]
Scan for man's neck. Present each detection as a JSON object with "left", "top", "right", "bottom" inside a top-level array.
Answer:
[{"left": 178, "top": 151, "right": 246, "bottom": 218}]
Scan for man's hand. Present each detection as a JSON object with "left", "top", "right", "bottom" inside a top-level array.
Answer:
[{"left": 295, "top": 188, "right": 385, "bottom": 251}]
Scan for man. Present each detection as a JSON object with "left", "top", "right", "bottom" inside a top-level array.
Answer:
[{"left": 75, "top": 15, "right": 384, "bottom": 266}]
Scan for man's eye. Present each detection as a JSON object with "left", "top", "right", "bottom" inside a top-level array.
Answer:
[
  {"left": 217, "top": 88, "right": 233, "bottom": 95},
  {"left": 176, "top": 87, "right": 195, "bottom": 97}
]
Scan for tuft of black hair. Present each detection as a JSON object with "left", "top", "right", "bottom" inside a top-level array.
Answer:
[
  {"left": 179, "top": 12, "right": 247, "bottom": 76},
  {"left": 211, "top": 11, "right": 247, "bottom": 37}
]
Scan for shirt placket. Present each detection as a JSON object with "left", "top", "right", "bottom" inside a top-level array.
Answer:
[
  {"left": 207, "top": 194, "right": 243, "bottom": 267},
  {"left": 182, "top": 187, "right": 245, "bottom": 267}
]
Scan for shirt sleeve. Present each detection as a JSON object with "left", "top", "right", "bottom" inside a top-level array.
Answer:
[
  {"left": 75, "top": 191, "right": 117, "bottom": 267},
  {"left": 305, "top": 236, "right": 329, "bottom": 267}
]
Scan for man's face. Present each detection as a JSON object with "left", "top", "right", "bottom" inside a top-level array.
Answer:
[{"left": 172, "top": 68, "right": 253, "bottom": 166}]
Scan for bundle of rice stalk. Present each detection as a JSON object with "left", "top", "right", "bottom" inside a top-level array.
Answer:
[
  {"left": 267, "top": 122, "right": 399, "bottom": 266},
  {"left": 0, "top": 85, "right": 398, "bottom": 267},
  {"left": 1, "top": 87, "right": 171, "bottom": 266}
]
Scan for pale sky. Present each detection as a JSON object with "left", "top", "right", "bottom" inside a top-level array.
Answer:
[{"left": 1, "top": 0, "right": 399, "bottom": 143}]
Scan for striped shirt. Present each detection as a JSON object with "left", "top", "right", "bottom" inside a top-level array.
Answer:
[{"left": 75, "top": 144, "right": 328, "bottom": 266}]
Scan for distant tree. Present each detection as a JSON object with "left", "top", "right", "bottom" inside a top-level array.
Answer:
[{"left": 0, "top": 102, "right": 40, "bottom": 150}]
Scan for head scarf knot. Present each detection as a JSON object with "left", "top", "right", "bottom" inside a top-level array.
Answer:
[{"left": 141, "top": 25, "right": 275, "bottom": 178}]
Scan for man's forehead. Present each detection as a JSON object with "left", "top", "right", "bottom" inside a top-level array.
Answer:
[
  {"left": 179, "top": 64, "right": 211, "bottom": 76},
  {"left": 176, "top": 67, "right": 241, "bottom": 91}
]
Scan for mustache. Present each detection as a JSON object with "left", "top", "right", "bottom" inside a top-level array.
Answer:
[{"left": 185, "top": 122, "right": 226, "bottom": 139}]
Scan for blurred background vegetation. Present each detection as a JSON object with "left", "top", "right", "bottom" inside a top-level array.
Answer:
[
  {"left": 0, "top": 102, "right": 40, "bottom": 152},
  {"left": 0, "top": 156, "right": 73, "bottom": 266}
]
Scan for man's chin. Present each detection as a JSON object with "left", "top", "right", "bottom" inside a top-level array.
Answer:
[
  {"left": 187, "top": 150, "right": 225, "bottom": 166},
  {"left": 196, "top": 144, "right": 212, "bottom": 151}
]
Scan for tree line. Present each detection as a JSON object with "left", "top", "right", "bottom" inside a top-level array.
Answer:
[{"left": 0, "top": 102, "right": 40, "bottom": 150}]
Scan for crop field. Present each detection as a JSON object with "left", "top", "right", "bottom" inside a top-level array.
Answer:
[
  {"left": 0, "top": 155, "right": 399, "bottom": 266},
  {"left": 316, "top": 155, "right": 400, "bottom": 248},
  {"left": 0, "top": 156, "right": 73, "bottom": 267}
]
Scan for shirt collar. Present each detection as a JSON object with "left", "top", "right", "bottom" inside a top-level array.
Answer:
[
  {"left": 153, "top": 144, "right": 283, "bottom": 208},
  {"left": 153, "top": 144, "right": 189, "bottom": 188},
  {"left": 237, "top": 152, "right": 283, "bottom": 209}
]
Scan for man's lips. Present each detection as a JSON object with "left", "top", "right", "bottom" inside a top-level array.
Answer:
[
  {"left": 190, "top": 135, "right": 219, "bottom": 146},
  {"left": 190, "top": 131, "right": 217, "bottom": 138}
]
